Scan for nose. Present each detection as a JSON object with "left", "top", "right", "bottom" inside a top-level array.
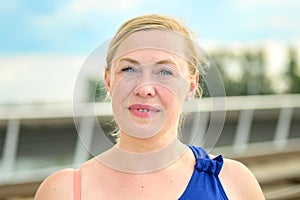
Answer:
[{"left": 134, "top": 83, "right": 156, "bottom": 98}]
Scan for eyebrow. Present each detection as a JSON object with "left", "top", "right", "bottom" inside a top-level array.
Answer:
[
  {"left": 118, "top": 57, "right": 177, "bottom": 66},
  {"left": 155, "top": 59, "right": 177, "bottom": 66},
  {"left": 118, "top": 57, "right": 140, "bottom": 65}
]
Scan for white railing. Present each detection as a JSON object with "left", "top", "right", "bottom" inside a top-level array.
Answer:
[{"left": 0, "top": 94, "right": 299, "bottom": 185}]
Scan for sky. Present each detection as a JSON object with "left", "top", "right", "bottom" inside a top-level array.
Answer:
[{"left": 0, "top": 0, "right": 299, "bottom": 104}]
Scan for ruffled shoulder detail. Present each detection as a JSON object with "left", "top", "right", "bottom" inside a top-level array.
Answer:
[
  {"left": 189, "top": 146, "right": 224, "bottom": 176},
  {"left": 195, "top": 155, "right": 224, "bottom": 176}
]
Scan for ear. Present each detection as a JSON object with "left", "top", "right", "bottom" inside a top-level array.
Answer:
[
  {"left": 104, "top": 69, "right": 112, "bottom": 94},
  {"left": 185, "top": 71, "right": 199, "bottom": 101},
  {"left": 189, "top": 70, "right": 199, "bottom": 94}
]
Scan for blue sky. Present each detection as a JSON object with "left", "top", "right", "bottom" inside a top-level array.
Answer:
[
  {"left": 0, "top": 0, "right": 299, "bottom": 104},
  {"left": 1, "top": 0, "right": 299, "bottom": 55}
]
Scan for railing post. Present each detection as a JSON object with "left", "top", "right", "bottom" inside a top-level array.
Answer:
[
  {"left": 274, "top": 108, "right": 293, "bottom": 150},
  {"left": 1, "top": 119, "right": 20, "bottom": 173},
  {"left": 191, "top": 112, "right": 209, "bottom": 146},
  {"left": 234, "top": 110, "right": 254, "bottom": 154},
  {"left": 73, "top": 117, "right": 95, "bottom": 167}
]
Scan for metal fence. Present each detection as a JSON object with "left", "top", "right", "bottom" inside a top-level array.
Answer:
[{"left": 0, "top": 94, "right": 300, "bottom": 198}]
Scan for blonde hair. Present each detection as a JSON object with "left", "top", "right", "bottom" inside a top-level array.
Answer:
[
  {"left": 106, "top": 14, "right": 203, "bottom": 96},
  {"left": 105, "top": 14, "right": 204, "bottom": 141}
]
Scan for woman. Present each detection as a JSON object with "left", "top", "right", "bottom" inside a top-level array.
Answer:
[{"left": 35, "top": 14, "right": 265, "bottom": 199}]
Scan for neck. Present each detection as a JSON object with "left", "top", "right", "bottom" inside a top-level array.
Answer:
[
  {"left": 117, "top": 126, "right": 178, "bottom": 153},
  {"left": 97, "top": 137, "right": 188, "bottom": 173}
]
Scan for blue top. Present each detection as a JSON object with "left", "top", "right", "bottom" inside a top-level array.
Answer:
[{"left": 178, "top": 146, "right": 229, "bottom": 200}]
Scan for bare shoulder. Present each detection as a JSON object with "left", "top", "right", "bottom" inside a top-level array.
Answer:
[
  {"left": 219, "top": 158, "right": 265, "bottom": 200},
  {"left": 34, "top": 168, "right": 75, "bottom": 200}
]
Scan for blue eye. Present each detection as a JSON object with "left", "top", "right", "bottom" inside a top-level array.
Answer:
[
  {"left": 159, "top": 69, "right": 173, "bottom": 76},
  {"left": 121, "top": 66, "right": 135, "bottom": 73}
]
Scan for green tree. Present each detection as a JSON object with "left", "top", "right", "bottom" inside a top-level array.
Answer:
[
  {"left": 286, "top": 48, "right": 300, "bottom": 93},
  {"left": 87, "top": 78, "right": 107, "bottom": 102},
  {"left": 210, "top": 49, "right": 274, "bottom": 96},
  {"left": 240, "top": 50, "right": 273, "bottom": 95}
]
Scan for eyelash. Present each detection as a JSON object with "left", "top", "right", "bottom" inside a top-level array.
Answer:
[
  {"left": 120, "top": 66, "right": 174, "bottom": 76},
  {"left": 158, "top": 69, "right": 173, "bottom": 76},
  {"left": 121, "top": 66, "right": 136, "bottom": 73}
]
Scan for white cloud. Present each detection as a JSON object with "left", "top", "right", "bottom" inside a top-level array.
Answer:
[
  {"left": 69, "top": 0, "right": 141, "bottom": 14},
  {"left": 231, "top": 1, "right": 300, "bottom": 41},
  {"left": 0, "top": 54, "right": 85, "bottom": 104},
  {"left": 29, "top": 0, "right": 141, "bottom": 27},
  {"left": 0, "top": 0, "right": 20, "bottom": 13},
  {"left": 233, "top": 0, "right": 300, "bottom": 9},
  {"left": 269, "top": 17, "right": 300, "bottom": 36},
  {"left": 246, "top": 15, "right": 300, "bottom": 35}
]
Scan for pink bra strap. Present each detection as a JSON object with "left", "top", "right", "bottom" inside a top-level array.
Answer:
[{"left": 73, "top": 169, "right": 81, "bottom": 200}]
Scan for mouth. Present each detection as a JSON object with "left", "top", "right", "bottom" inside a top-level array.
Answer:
[
  {"left": 128, "top": 104, "right": 160, "bottom": 118},
  {"left": 136, "top": 108, "right": 150, "bottom": 112}
]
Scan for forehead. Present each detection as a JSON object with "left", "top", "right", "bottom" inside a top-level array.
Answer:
[
  {"left": 114, "top": 29, "right": 187, "bottom": 61},
  {"left": 116, "top": 48, "right": 186, "bottom": 65},
  {"left": 113, "top": 49, "right": 190, "bottom": 78}
]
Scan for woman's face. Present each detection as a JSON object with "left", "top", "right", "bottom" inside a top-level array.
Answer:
[{"left": 105, "top": 31, "right": 198, "bottom": 139}]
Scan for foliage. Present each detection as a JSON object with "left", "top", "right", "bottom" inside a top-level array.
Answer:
[
  {"left": 88, "top": 47, "right": 299, "bottom": 100},
  {"left": 286, "top": 48, "right": 300, "bottom": 93},
  {"left": 87, "top": 79, "right": 107, "bottom": 102},
  {"left": 210, "top": 49, "right": 274, "bottom": 96}
]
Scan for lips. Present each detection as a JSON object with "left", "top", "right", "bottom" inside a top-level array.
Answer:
[{"left": 128, "top": 104, "right": 160, "bottom": 118}]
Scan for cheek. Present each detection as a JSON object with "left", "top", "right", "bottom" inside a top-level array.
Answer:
[
  {"left": 156, "top": 89, "right": 182, "bottom": 127},
  {"left": 110, "top": 75, "right": 136, "bottom": 101},
  {"left": 158, "top": 78, "right": 190, "bottom": 102},
  {"left": 156, "top": 86, "right": 182, "bottom": 112}
]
